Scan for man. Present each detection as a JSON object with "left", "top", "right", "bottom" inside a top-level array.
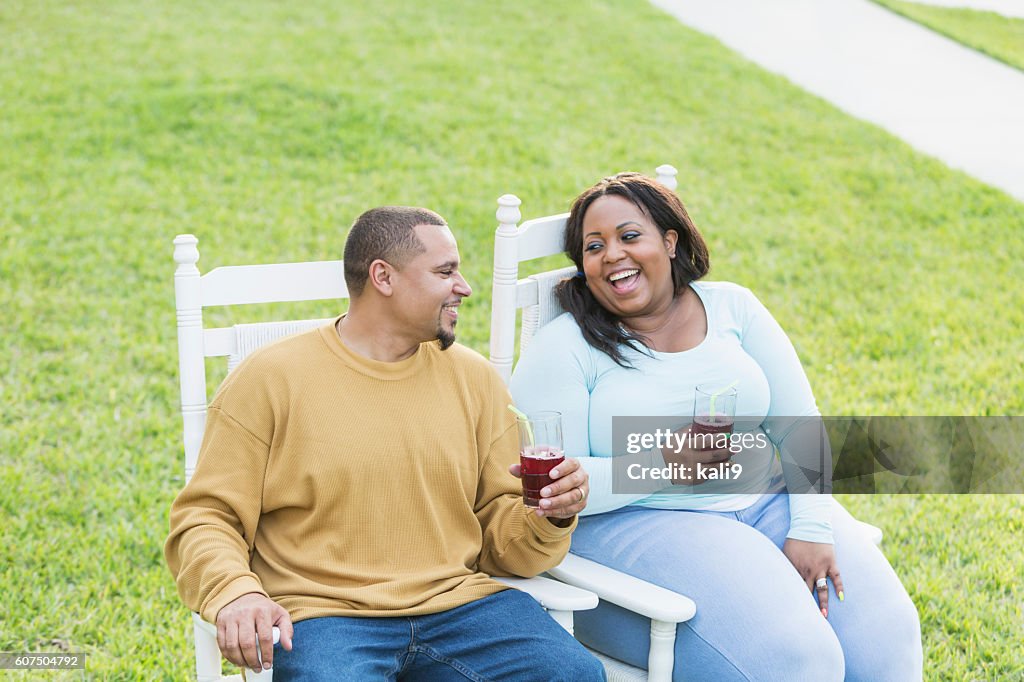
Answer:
[{"left": 165, "top": 206, "right": 602, "bottom": 681}]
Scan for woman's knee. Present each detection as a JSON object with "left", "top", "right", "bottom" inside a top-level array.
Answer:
[
  {"left": 774, "top": 625, "right": 845, "bottom": 682},
  {"left": 684, "top": 617, "right": 844, "bottom": 682},
  {"left": 842, "top": 595, "right": 922, "bottom": 682}
]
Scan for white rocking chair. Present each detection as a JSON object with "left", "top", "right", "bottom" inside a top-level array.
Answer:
[
  {"left": 488, "top": 165, "right": 884, "bottom": 682},
  {"left": 171, "top": 237, "right": 597, "bottom": 681}
]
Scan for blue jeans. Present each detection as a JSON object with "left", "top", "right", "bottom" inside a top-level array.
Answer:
[
  {"left": 271, "top": 588, "right": 605, "bottom": 681},
  {"left": 570, "top": 494, "right": 922, "bottom": 681}
]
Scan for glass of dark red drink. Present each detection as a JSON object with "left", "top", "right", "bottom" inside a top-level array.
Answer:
[
  {"left": 692, "top": 383, "right": 737, "bottom": 448},
  {"left": 515, "top": 411, "right": 564, "bottom": 507}
]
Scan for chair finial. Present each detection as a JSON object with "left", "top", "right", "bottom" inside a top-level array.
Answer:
[
  {"left": 173, "top": 234, "right": 200, "bottom": 267},
  {"left": 655, "top": 165, "right": 679, "bottom": 191},
  {"left": 496, "top": 194, "right": 522, "bottom": 230}
]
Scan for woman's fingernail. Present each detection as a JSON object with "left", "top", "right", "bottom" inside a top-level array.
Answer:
[
  {"left": 540, "top": 499, "right": 550, "bottom": 508},
  {"left": 838, "top": 591, "right": 845, "bottom": 602},
  {"left": 550, "top": 469, "right": 559, "bottom": 478},
  {"left": 821, "top": 608, "right": 828, "bottom": 618}
]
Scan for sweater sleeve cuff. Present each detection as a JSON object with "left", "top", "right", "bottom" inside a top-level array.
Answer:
[
  {"left": 524, "top": 507, "right": 578, "bottom": 540},
  {"left": 786, "top": 494, "right": 834, "bottom": 544},
  {"left": 200, "top": 576, "right": 268, "bottom": 624}
]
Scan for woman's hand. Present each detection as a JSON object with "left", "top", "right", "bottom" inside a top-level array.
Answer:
[
  {"left": 783, "top": 538, "right": 844, "bottom": 618},
  {"left": 660, "top": 424, "right": 732, "bottom": 485}
]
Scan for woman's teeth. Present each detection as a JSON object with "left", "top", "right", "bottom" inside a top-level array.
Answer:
[{"left": 608, "top": 269, "right": 639, "bottom": 289}]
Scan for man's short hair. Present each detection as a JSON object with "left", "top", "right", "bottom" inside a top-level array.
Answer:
[{"left": 343, "top": 206, "right": 447, "bottom": 296}]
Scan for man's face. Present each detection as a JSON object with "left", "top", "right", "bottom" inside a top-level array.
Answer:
[{"left": 390, "top": 224, "right": 472, "bottom": 350}]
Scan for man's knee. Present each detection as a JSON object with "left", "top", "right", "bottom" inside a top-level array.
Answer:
[
  {"left": 512, "top": 606, "right": 605, "bottom": 681},
  {"left": 534, "top": 641, "right": 606, "bottom": 682}
]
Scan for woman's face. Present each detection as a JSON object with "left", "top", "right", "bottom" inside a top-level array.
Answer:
[{"left": 580, "top": 194, "right": 679, "bottom": 320}]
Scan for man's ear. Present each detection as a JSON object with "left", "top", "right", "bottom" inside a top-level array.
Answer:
[{"left": 367, "top": 259, "right": 395, "bottom": 297}]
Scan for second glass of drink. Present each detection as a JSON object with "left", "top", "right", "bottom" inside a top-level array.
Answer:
[{"left": 693, "top": 382, "right": 737, "bottom": 442}]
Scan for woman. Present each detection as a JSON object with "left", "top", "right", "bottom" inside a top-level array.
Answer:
[{"left": 510, "top": 173, "right": 922, "bottom": 681}]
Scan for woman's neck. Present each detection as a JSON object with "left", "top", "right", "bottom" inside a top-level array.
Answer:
[
  {"left": 623, "top": 289, "right": 689, "bottom": 335},
  {"left": 623, "top": 287, "right": 705, "bottom": 352}
]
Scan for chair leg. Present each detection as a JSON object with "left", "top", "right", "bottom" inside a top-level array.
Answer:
[
  {"left": 546, "top": 608, "right": 574, "bottom": 635},
  {"left": 194, "top": 617, "right": 223, "bottom": 682},
  {"left": 647, "top": 619, "right": 677, "bottom": 682}
]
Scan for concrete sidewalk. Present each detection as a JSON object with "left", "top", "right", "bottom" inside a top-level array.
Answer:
[
  {"left": 651, "top": 0, "right": 1024, "bottom": 201},
  {"left": 905, "top": 0, "right": 1024, "bottom": 18}
]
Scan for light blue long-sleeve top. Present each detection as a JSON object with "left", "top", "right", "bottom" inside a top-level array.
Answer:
[{"left": 509, "top": 280, "right": 833, "bottom": 544}]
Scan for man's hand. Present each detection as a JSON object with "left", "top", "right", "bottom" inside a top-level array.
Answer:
[
  {"left": 783, "top": 539, "right": 845, "bottom": 619},
  {"left": 509, "top": 457, "right": 590, "bottom": 526},
  {"left": 216, "top": 592, "right": 294, "bottom": 674}
]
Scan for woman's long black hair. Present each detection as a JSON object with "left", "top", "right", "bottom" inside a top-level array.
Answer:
[{"left": 555, "top": 172, "right": 710, "bottom": 367}]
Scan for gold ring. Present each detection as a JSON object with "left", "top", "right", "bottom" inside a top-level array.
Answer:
[{"left": 577, "top": 488, "right": 585, "bottom": 503}]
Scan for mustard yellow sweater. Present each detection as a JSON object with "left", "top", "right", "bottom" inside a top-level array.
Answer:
[{"left": 165, "top": 320, "right": 575, "bottom": 624}]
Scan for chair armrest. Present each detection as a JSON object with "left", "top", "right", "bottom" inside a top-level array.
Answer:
[
  {"left": 858, "top": 520, "right": 883, "bottom": 546},
  {"left": 547, "top": 554, "right": 696, "bottom": 624},
  {"left": 494, "top": 575, "right": 599, "bottom": 612}
]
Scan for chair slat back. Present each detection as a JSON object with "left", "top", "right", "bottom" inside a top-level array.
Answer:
[
  {"left": 489, "top": 198, "right": 570, "bottom": 384},
  {"left": 173, "top": 234, "right": 346, "bottom": 482},
  {"left": 227, "top": 319, "right": 334, "bottom": 371},
  {"left": 201, "top": 260, "right": 346, "bottom": 307},
  {"left": 520, "top": 266, "right": 577, "bottom": 354},
  {"left": 515, "top": 213, "right": 570, "bottom": 262}
]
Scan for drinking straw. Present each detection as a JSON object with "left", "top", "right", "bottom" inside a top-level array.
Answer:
[
  {"left": 508, "top": 404, "right": 534, "bottom": 447},
  {"left": 708, "top": 380, "right": 739, "bottom": 420}
]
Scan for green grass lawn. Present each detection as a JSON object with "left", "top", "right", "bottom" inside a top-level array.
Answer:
[
  {"left": 873, "top": 0, "right": 1024, "bottom": 71},
  {"left": 2, "top": 0, "right": 1022, "bottom": 679}
]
